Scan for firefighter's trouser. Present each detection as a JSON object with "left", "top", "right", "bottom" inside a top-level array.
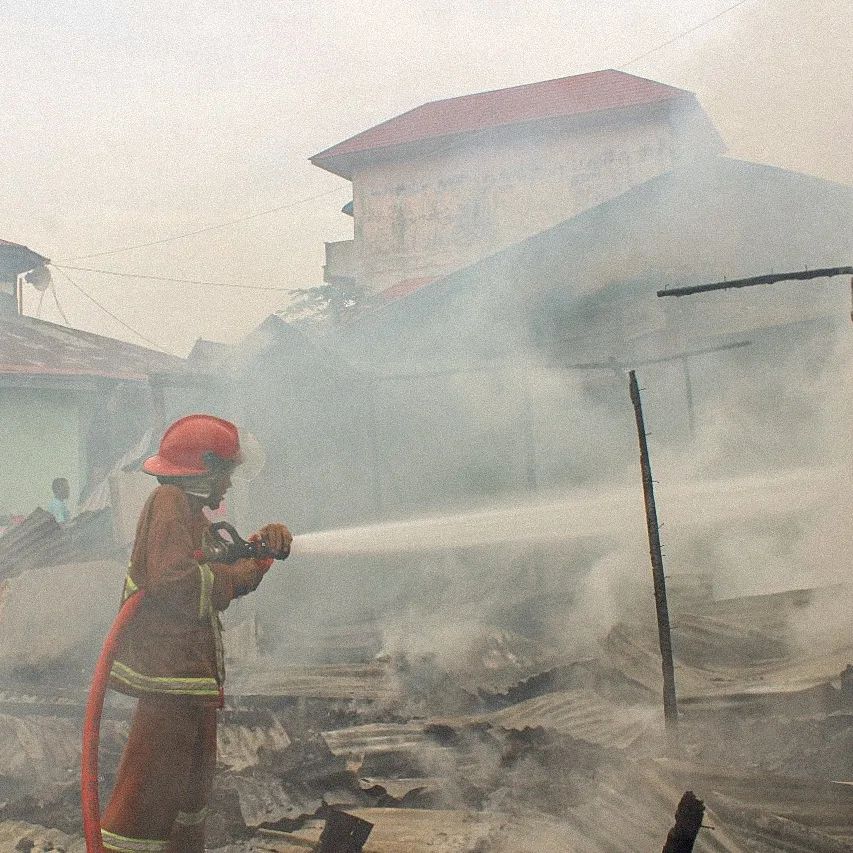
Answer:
[{"left": 101, "top": 695, "right": 216, "bottom": 853}]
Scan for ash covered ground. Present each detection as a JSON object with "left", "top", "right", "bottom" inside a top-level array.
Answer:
[{"left": 0, "top": 537, "right": 850, "bottom": 852}]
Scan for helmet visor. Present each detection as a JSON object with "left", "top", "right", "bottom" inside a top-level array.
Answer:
[{"left": 233, "top": 428, "right": 265, "bottom": 482}]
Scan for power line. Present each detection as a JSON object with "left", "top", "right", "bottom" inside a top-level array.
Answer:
[
  {"left": 618, "top": 0, "right": 755, "bottom": 69},
  {"left": 53, "top": 264, "right": 293, "bottom": 292},
  {"left": 61, "top": 185, "right": 349, "bottom": 262},
  {"left": 53, "top": 266, "right": 166, "bottom": 351},
  {"left": 391, "top": 0, "right": 758, "bottom": 166},
  {"left": 49, "top": 279, "right": 69, "bottom": 325}
]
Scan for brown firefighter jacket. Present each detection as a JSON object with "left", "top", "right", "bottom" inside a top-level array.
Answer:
[{"left": 109, "top": 484, "right": 268, "bottom": 703}]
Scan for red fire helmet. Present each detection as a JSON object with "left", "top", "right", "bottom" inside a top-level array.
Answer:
[{"left": 143, "top": 414, "right": 241, "bottom": 478}]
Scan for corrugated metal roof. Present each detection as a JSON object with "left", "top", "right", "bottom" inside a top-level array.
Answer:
[
  {"left": 228, "top": 772, "right": 323, "bottom": 827},
  {"left": 311, "top": 70, "right": 692, "bottom": 174},
  {"left": 0, "top": 712, "right": 128, "bottom": 782},
  {"left": 0, "top": 312, "right": 187, "bottom": 382},
  {"left": 258, "top": 778, "right": 840, "bottom": 853}
]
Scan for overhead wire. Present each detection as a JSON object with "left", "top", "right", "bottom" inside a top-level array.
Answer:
[
  {"left": 49, "top": 279, "right": 70, "bottom": 325},
  {"left": 53, "top": 264, "right": 293, "bottom": 291},
  {"left": 48, "top": 0, "right": 762, "bottom": 326},
  {"left": 375, "top": 0, "right": 761, "bottom": 168},
  {"left": 617, "top": 0, "right": 755, "bottom": 68},
  {"left": 61, "top": 185, "right": 349, "bottom": 262},
  {"left": 53, "top": 266, "right": 167, "bottom": 351}
]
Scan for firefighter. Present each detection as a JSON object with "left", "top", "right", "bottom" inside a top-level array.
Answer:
[{"left": 100, "top": 414, "right": 292, "bottom": 853}]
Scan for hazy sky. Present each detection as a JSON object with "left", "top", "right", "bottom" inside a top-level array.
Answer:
[{"left": 3, "top": 0, "right": 850, "bottom": 355}]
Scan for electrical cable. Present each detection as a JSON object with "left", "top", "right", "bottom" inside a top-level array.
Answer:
[
  {"left": 51, "top": 0, "right": 761, "bottom": 307},
  {"left": 371, "top": 0, "right": 760, "bottom": 169},
  {"left": 61, "top": 185, "right": 349, "bottom": 262},
  {"left": 617, "top": 0, "right": 755, "bottom": 69},
  {"left": 49, "top": 279, "right": 70, "bottom": 325},
  {"left": 53, "top": 266, "right": 167, "bottom": 351},
  {"left": 53, "top": 264, "right": 292, "bottom": 291}
]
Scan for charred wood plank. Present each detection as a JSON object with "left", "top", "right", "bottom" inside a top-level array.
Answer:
[
  {"left": 313, "top": 808, "right": 373, "bottom": 852},
  {"left": 662, "top": 790, "right": 705, "bottom": 853},
  {"left": 656, "top": 266, "right": 853, "bottom": 298}
]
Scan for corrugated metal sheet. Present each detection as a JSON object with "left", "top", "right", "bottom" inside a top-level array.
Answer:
[
  {"left": 0, "top": 712, "right": 128, "bottom": 781},
  {"left": 261, "top": 780, "right": 844, "bottom": 853},
  {"left": 559, "top": 763, "right": 746, "bottom": 852},
  {"left": 0, "top": 508, "right": 116, "bottom": 581},
  {"left": 321, "top": 723, "right": 438, "bottom": 758},
  {"left": 259, "top": 807, "right": 590, "bottom": 852},
  {"left": 603, "top": 613, "right": 852, "bottom": 704},
  {"left": 227, "top": 772, "right": 322, "bottom": 827},
  {"left": 258, "top": 766, "right": 848, "bottom": 853},
  {"left": 218, "top": 714, "right": 292, "bottom": 772},
  {"left": 471, "top": 688, "right": 659, "bottom": 749},
  {"left": 322, "top": 691, "right": 658, "bottom": 757},
  {"left": 229, "top": 663, "right": 396, "bottom": 702}
]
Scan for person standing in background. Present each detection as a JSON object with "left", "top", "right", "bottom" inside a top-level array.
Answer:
[{"left": 48, "top": 477, "right": 70, "bottom": 523}]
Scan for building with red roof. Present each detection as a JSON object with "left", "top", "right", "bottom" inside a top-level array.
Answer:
[{"left": 312, "top": 70, "right": 723, "bottom": 296}]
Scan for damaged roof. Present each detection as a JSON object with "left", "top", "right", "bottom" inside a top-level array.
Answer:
[{"left": 0, "top": 312, "right": 188, "bottom": 383}]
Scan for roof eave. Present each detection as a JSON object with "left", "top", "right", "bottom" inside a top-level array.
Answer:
[
  {"left": 0, "top": 243, "right": 51, "bottom": 277},
  {"left": 311, "top": 94, "right": 694, "bottom": 179}
]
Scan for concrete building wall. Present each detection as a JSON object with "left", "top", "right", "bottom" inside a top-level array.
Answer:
[
  {"left": 350, "top": 103, "right": 719, "bottom": 292},
  {"left": 0, "top": 389, "right": 85, "bottom": 517}
]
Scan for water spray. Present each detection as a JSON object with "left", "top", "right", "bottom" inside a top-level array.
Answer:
[{"left": 81, "top": 465, "right": 845, "bottom": 850}]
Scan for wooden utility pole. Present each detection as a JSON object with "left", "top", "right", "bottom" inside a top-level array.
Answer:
[{"left": 629, "top": 370, "right": 678, "bottom": 730}]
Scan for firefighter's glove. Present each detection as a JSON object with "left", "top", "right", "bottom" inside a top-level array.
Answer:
[
  {"left": 253, "top": 523, "right": 293, "bottom": 562},
  {"left": 247, "top": 534, "right": 274, "bottom": 573}
]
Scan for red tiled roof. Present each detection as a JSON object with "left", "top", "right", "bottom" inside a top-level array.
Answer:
[
  {"left": 312, "top": 70, "right": 691, "bottom": 173},
  {"left": 0, "top": 313, "right": 187, "bottom": 382}
]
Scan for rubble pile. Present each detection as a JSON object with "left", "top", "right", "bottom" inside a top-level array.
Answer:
[{"left": 0, "top": 580, "right": 850, "bottom": 851}]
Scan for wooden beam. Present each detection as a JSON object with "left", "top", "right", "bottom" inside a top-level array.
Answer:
[{"left": 657, "top": 266, "right": 853, "bottom": 298}]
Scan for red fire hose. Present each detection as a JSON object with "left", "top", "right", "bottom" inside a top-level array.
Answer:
[{"left": 81, "top": 592, "right": 145, "bottom": 853}]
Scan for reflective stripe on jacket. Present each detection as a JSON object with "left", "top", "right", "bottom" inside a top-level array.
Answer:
[{"left": 108, "top": 485, "right": 267, "bottom": 702}]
